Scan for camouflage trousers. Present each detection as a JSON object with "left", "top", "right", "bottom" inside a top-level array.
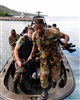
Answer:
[
  {"left": 40, "top": 55, "right": 61, "bottom": 88},
  {"left": 13, "top": 61, "right": 27, "bottom": 84}
]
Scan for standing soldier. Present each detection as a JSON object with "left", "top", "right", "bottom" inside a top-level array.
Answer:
[
  {"left": 8, "top": 29, "right": 20, "bottom": 60},
  {"left": 13, "top": 27, "right": 34, "bottom": 93}
]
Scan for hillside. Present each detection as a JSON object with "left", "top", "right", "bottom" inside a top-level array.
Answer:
[
  {"left": 0, "top": 5, "right": 37, "bottom": 16},
  {"left": 0, "top": 5, "right": 20, "bottom": 16},
  {"left": 0, "top": 5, "right": 47, "bottom": 17}
]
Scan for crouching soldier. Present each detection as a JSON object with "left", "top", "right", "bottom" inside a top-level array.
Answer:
[{"left": 28, "top": 19, "right": 69, "bottom": 100}]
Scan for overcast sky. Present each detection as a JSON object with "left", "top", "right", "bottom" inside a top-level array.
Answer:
[{"left": 0, "top": 0, "right": 79, "bottom": 16}]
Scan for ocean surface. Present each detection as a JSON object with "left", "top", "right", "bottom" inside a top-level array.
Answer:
[{"left": 0, "top": 16, "right": 80, "bottom": 100}]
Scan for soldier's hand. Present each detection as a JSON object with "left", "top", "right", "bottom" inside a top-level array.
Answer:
[
  {"left": 62, "top": 40, "right": 68, "bottom": 48},
  {"left": 35, "top": 57, "right": 40, "bottom": 61},
  {"left": 27, "top": 55, "right": 32, "bottom": 61},
  {"left": 17, "top": 60, "right": 22, "bottom": 67}
]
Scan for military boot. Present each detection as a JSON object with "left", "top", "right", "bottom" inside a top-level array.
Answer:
[
  {"left": 40, "top": 88, "right": 48, "bottom": 100},
  {"left": 52, "top": 81, "right": 57, "bottom": 88},
  {"left": 13, "top": 83, "right": 18, "bottom": 93},
  {"left": 20, "top": 81, "right": 31, "bottom": 94}
]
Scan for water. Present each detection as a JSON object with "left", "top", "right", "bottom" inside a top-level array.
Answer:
[{"left": 0, "top": 16, "right": 80, "bottom": 100}]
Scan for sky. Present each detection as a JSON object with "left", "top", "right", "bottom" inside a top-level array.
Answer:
[{"left": 0, "top": 0, "right": 79, "bottom": 17}]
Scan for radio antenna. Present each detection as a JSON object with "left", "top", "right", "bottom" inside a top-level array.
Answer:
[{"left": 36, "top": 11, "right": 42, "bottom": 16}]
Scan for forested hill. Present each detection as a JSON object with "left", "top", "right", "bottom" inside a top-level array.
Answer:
[{"left": 0, "top": 5, "right": 43, "bottom": 16}]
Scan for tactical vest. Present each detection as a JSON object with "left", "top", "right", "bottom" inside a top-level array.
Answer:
[{"left": 18, "top": 35, "right": 33, "bottom": 60}]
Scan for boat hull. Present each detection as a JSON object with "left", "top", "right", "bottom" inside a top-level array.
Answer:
[{"left": 0, "top": 51, "right": 75, "bottom": 100}]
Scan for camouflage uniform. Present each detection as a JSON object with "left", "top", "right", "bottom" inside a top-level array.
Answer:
[
  {"left": 8, "top": 33, "right": 20, "bottom": 59},
  {"left": 13, "top": 61, "right": 27, "bottom": 84},
  {"left": 32, "top": 28, "right": 64, "bottom": 88}
]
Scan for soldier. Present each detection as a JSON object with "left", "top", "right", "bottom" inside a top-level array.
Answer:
[
  {"left": 8, "top": 29, "right": 20, "bottom": 60},
  {"left": 13, "top": 27, "right": 34, "bottom": 93},
  {"left": 28, "top": 18, "right": 69, "bottom": 100},
  {"left": 20, "top": 26, "right": 28, "bottom": 36},
  {"left": 52, "top": 23, "right": 60, "bottom": 31}
]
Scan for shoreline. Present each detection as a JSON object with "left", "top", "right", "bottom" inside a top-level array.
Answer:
[{"left": 0, "top": 16, "right": 32, "bottom": 21}]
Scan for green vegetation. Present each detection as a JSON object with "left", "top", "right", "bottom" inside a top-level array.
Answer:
[{"left": 0, "top": 12, "right": 13, "bottom": 16}]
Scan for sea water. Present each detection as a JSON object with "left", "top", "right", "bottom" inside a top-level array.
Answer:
[{"left": 0, "top": 16, "right": 80, "bottom": 100}]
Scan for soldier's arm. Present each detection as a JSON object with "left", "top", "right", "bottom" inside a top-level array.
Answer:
[
  {"left": 58, "top": 32, "right": 70, "bottom": 48},
  {"left": 14, "top": 36, "right": 25, "bottom": 67},
  {"left": 14, "top": 44, "right": 20, "bottom": 61},
  {"left": 28, "top": 44, "right": 38, "bottom": 60}
]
